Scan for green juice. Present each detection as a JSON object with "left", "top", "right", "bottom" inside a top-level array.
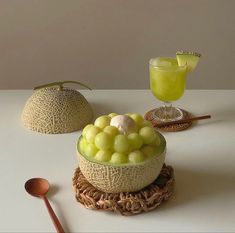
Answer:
[{"left": 149, "top": 60, "right": 187, "bottom": 102}]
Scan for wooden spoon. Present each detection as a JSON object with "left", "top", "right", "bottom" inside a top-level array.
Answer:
[{"left": 24, "top": 178, "right": 65, "bottom": 233}]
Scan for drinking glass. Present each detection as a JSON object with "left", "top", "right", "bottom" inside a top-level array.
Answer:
[{"left": 149, "top": 57, "right": 187, "bottom": 122}]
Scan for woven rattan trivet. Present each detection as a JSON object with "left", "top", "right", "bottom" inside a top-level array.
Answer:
[
  {"left": 72, "top": 164, "right": 174, "bottom": 216},
  {"left": 145, "top": 108, "right": 193, "bottom": 132}
]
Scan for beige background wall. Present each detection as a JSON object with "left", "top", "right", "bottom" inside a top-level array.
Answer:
[{"left": 0, "top": 0, "right": 234, "bottom": 89}]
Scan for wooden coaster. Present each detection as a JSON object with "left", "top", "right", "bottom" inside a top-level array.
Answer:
[
  {"left": 72, "top": 164, "right": 174, "bottom": 216},
  {"left": 145, "top": 108, "right": 193, "bottom": 132}
]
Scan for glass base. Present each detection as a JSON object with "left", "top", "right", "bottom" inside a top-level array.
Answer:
[{"left": 153, "top": 106, "right": 183, "bottom": 122}]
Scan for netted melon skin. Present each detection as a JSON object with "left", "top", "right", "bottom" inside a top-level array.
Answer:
[
  {"left": 77, "top": 150, "right": 166, "bottom": 193},
  {"left": 21, "top": 88, "right": 93, "bottom": 134}
]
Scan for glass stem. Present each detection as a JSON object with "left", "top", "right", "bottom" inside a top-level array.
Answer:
[{"left": 163, "top": 101, "right": 172, "bottom": 120}]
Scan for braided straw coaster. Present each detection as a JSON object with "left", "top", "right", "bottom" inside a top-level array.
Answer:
[
  {"left": 72, "top": 164, "right": 174, "bottom": 216},
  {"left": 145, "top": 108, "right": 193, "bottom": 132}
]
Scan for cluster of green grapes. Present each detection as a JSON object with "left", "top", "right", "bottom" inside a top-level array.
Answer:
[{"left": 79, "top": 113, "right": 161, "bottom": 164}]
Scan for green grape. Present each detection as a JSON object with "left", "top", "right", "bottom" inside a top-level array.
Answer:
[
  {"left": 139, "top": 126, "right": 156, "bottom": 144},
  {"left": 85, "top": 126, "right": 101, "bottom": 143},
  {"left": 110, "top": 152, "right": 128, "bottom": 164},
  {"left": 108, "top": 113, "right": 118, "bottom": 118},
  {"left": 141, "top": 145, "right": 155, "bottom": 158},
  {"left": 128, "top": 133, "right": 143, "bottom": 150},
  {"left": 82, "top": 124, "right": 93, "bottom": 137},
  {"left": 114, "top": 135, "right": 130, "bottom": 153},
  {"left": 130, "top": 113, "right": 144, "bottom": 126},
  {"left": 94, "top": 115, "right": 111, "bottom": 129},
  {"left": 150, "top": 132, "right": 161, "bottom": 147},
  {"left": 141, "top": 120, "right": 152, "bottom": 128},
  {"left": 128, "top": 150, "right": 146, "bottom": 163},
  {"left": 79, "top": 137, "right": 88, "bottom": 154},
  {"left": 95, "top": 150, "right": 112, "bottom": 162},
  {"left": 103, "top": 125, "right": 119, "bottom": 137},
  {"left": 95, "top": 132, "right": 113, "bottom": 150},
  {"left": 85, "top": 143, "right": 99, "bottom": 157}
]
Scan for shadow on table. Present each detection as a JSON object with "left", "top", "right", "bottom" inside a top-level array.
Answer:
[
  {"left": 47, "top": 184, "right": 60, "bottom": 198},
  {"left": 90, "top": 101, "right": 137, "bottom": 118},
  {"left": 90, "top": 101, "right": 117, "bottom": 118},
  {"left": 157, "top": 166, "right": 235, "bottom": 211},
  {"left": 192, "top": 107, "right": 235, "bottom": 129}
]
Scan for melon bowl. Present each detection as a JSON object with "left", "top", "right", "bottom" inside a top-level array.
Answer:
[{"left": 77, "top": 133, "right": 166, "bottom": 193}]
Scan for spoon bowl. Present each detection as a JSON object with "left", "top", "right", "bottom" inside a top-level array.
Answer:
[{"left": 25, "top": 178, "right": 49, "bottom": 197}]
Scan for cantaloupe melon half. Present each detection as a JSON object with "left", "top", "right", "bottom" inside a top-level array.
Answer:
[
  {"left": 77, "top": 134, "right": 166, "bottom": 193},
  {"left": 22, "top": 87, "right": 93, "bottom": 134}
]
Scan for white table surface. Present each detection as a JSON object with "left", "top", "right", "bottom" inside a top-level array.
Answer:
[{"left": 0, "top": 90, "right": 235, "bottom": 233}]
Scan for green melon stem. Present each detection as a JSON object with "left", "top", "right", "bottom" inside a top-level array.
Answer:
[{"left": 34, "top": 80, "right": 92, "bottom": 91}]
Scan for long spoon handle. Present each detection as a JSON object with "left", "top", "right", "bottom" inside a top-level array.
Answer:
[{"left": 42, "top": 196, "right": 65, "bottom": 233}]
